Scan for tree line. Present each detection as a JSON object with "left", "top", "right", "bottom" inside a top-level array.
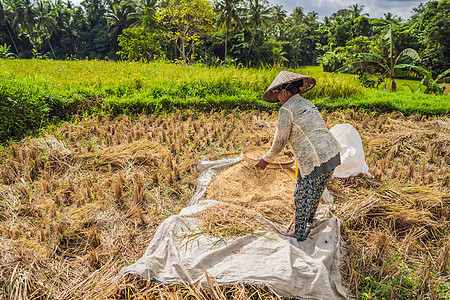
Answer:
[{"left": 0, "top": 0, "right": 448, "bottom": 76}]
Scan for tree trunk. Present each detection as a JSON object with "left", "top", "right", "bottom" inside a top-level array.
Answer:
[
  {"left": 204, "top": 36, "right": 207, "bottom": 65},
  {"left": 47, "top": 39, "right": 56, "bottom": 59},
  {"left": 190, "top": 39, "right": 195, "bottom": 61},
  {"left": 6, "top": 24, "right": 20, "bottom": 57},
  {"left": 248, "top": 29, "right": 255, "bottom": 56},
  {"left": 173, "top": 40, "right": 177, "bottom": 60},
  {"left": 71, "top": 35, "right": 78, "bottom": 58},
  {"left": 225, "top": 21, "right": 229, "bottom": 62},
  {"left": 181, "top": 37, "right": 186, "bottom": 64}
]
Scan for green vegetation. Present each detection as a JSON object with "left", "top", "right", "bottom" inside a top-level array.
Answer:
[
  {"left": 333, "top": 23, "right": 450, "bottom": 95},
  {"left": 1, "top": 59, "right": 449, "bottom": 143},
  {"left": 1, "top": 0, "right": 449, "bottom": 298},
  {"left": 0, "top": 59, "right": 362, "bottom": 142},
  {"left": 315, "top": 89, "right": 449, "bottom": 116},
  {"left": 335, "top": 24, "right": 422, "bottom": 92},
  {"left": 1, "top": 0, "right": 449, "bottom": 75},
  {"left": 397, "top": 65, "right": 450, "bottom": 95}
]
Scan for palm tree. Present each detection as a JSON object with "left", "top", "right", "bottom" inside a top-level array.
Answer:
[
  {"left": 269, "top": 5, "right": 286, "bottom": 41},
  {"left": 290, "top": 6, "right": 304, "bottom": 25},
  {"left": 383, "top": 12, "right": 400, "bottom": 24},
  {"left": 336, "top": 24, "right": 420, "bottom": 92},
  {"left": 106, "top": 0, "right": 135, "bottom": 40},
  {"left": 243, "top": 0, "right": 273, "bottom": 55},
  {"left": 51, "top": 0, "right": 66, "bottom": 32},
  {"left": 0, "top": 0, "right": 20, "bottom": 56},
  {"left": 331, "top": 8, "right": 352, "bottom": 22},
  {"left": 215, "top": 0, "right": 242, "bottom": 62},
  {"left": 271, "top": 5, "right": 285, "bottom": 24},
  {"left": 129, "top": 0, "right": 157, "bottom": 28},
  {"left": 35, "top": 0, "right": 57, "bottom": 58},
  {"left": 63, "top": 14, "right": 78, "bottom": 57},
  {"left": 349, "top": 4, "right": 368, "bottom": 20},
  {"left": 304, "top": 11, "right": 318, "bottom": 27},
  {"left": 82, "top": 0, "right": 107, "bottom": 26},
  {"left": 10, "top": 0, "right": 35, "bottom": 33}
]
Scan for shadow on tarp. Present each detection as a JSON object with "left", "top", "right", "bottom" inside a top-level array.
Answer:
[{"left": 119, "top": 157, "right": 347, "bottom": 299}]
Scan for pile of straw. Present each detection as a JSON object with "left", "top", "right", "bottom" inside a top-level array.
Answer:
[
  {"left": 0, "top": 109, "right": 281, "bottom": 299},
  {"left": 0, "top": 108, "right": 448, "bottom": 299},
  {"left": 195, "top": 202, "right": 267, "bottom": 239},
  {"left": 205, "top": 162, "right": 296, "bottom": 225},
  {"left": 324, "top": 110, "right": 450, "bottom": 299}
]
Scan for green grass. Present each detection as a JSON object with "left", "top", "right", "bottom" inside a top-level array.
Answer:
[
  {"left": 389, "top": 78, "right": 421, "bottom": 93},
  {"left": 315, "top": 89, "right": 450, "bottom": 115},
  {"left": 0, "top": 59, "right": 361, "bottom": 100},
  {"left": 0, "top": 59, "right": 448, "bottom": 142}
]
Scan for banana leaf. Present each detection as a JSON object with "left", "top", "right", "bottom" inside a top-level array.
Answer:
[
  {"left": 433, "top": 68, "right": 450, "bottom": 85},
  {"left": 395, "top": 64, "right": 432, "bottom": 80},
  {"left": 384, "top": 24, "right": 392, "bottom": 47},
  {"left": 357, "top": 53, "right": 385, "bottom": 65},
  {"left": 394, "top": 69, "right": 422, "bottom": 80},
  {"left": 395, "top": 48, "right": 420, "bottom": 64},
  {"left": 335, "top": 55, "right": 389, "bottom": 75},
  {"left": 334, "top": 61, "right": 362, "bottom": 73},
  {"left": 385, "top": 24, "right": 393, "bottom": 59}
]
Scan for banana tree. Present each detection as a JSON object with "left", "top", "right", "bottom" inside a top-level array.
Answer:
[
  {"left": 396, "top": 65, "right": 450, "bottom": 95},
  {"left": 0, "top": 43, "right": 16, "bottom": 58},
  {"left": 336, "top": 24, "right": 420, "bottom": 92}
]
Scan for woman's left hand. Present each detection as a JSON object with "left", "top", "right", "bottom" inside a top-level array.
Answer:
[
  {"left": 284, "top": 150, "right": 294, "bottom": 158},
  {"left": 255, "top": 158, "right": 269, "bottom": 169}
]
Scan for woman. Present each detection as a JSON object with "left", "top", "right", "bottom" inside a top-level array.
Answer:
[{"left": 255, "top": 71, "right": 341, "bottom": 242}]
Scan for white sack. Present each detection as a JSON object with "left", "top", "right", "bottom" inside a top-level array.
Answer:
[
  {"left": 330, "top": 123, "right": 370, "bottom": 178},
  {"left": 119, "top": 200, "right": 346, "bottom": 299}
]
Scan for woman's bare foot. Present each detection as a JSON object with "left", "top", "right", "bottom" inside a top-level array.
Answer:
[{"left": 283, "top": 231, "right": 296, "bottom": 238}]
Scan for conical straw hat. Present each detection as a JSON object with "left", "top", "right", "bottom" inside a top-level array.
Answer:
[{"left": 263, "top": 71, "right": 316, "bottom": 103}]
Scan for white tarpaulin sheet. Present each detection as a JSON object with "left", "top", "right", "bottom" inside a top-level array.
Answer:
[
  {"left": 119, "top": 157, "right": 348, "bottom": 299},
  {"left": 120, "top": 200, "right": 346, "bottom": 299}
]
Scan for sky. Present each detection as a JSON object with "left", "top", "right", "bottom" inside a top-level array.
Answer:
[
  {"left": 268, "top": 0, "right": 431, "bottom": 21},
  {"left": 69, "top": 0, "right": 431, "bottom": 22}
]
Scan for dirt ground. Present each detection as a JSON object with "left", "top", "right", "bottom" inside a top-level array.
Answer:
[{"left": 437, "top": 83, "right": 449, "bottom": 94}]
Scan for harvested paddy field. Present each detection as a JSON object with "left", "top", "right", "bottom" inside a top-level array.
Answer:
[{"left": 0, "top": 109, "right": 448, "bottom": 299}]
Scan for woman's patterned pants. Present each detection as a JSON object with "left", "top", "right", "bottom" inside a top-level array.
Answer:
[{"left": 294, "top": 170, "right": 334, "bottom": 242}]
